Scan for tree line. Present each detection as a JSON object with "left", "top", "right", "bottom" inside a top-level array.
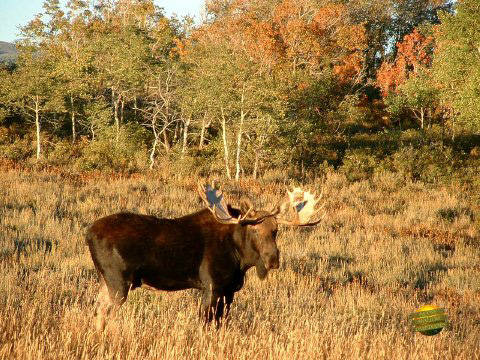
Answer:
[{"left": 0, "top": 0, "right": 478, "bottom": 180}]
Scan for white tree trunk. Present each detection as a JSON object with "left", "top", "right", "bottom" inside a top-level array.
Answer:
[
  {"left": 70, "top": 95, "right": 76, "bottom": 143},
  {"left": 149, "top": 116, "right": 159, "bottom": 170},
  {"left": 420, "top": 107, "right": 424, "bottom": 129},
  {"left": 112, "top": 88, "right": 120, "bottom": 142},
  {"left": 182, "top": 116, "right": 191, "bottom": 156},
  {"left": 173, "top": 120, "right": 179, "bottom": 143},
  {"left": 149, "top": 135, "right": 158, "bottom": 170},
  {"left": 120, "top": 98, "right": 125, "bottom": 124},
  {"left": 221, "top": 107, "right": 232, "bottom": 180},
  {"left": 35, "top": 97, "right": 41, "bottom": 160},
  {"left": 162, "top": 129, "right": 170, "bottom": 152},
  {"left": 235, "top": 89, "right": 245, "bottom": 181},
  {"left": 199, "top": 113, "right": 210, "bottom": 150},
  {"left": 235, "top": 110, "right": 245, "bottom": 181}
]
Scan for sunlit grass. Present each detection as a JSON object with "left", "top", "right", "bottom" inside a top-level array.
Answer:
[{"left": 0, "top": 168, "right": 479, "bottom": 359}]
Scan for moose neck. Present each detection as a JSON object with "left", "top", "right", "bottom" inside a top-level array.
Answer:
[{"left": 231, "top": 224, "right": 258, "bottom": 272}]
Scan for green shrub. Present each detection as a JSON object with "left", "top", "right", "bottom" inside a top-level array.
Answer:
[
  {"left": 399, "top": 129, "right": 424, "bottom": 145},
  {"left": 0, "top": 129, "right": 35, "bottom": 162},
  {"left": 76, "top": 139, "right": 117, "bottom": 171},
  {"left": 76, "top": 125, "right": 149, "bottom": 172},
  {"left": 340, "top": 148, "right": 379, "bottom": 182},
  {"left": 46, "top": 140, "right": 83, "bottom": 166},
  {"left": 387, "top": 143, "right": 454, "bottom": 183}
]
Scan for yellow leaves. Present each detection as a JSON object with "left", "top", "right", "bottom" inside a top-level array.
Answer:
[
  {"left": 171, "top": 38, "right": 188, "bottom": 59},
  {"left": 335, "top": 25, "right": 367, "bottom": 52},
  {"left": 243, "top": 20, "right": 282, "bottom": 68},
  {"left": 332, "top": 23, "right": 368, "bottom": 83},
  {"left": 397, "top": 30, "right": 434, "bottom": 70},
  {"left": 273, "top": 0, "right": 299, "bottom": 25},
  {"left": 376, "top": 62, "right": 398, "bottom": 97},
  {"left": 311, "top": 3, "right": 345, "bottom": 32},
  {"left": 190, "top": 0, "right": 367, "bottom": 84}
]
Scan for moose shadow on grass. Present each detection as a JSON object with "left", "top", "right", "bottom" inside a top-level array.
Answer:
[
  {"left": 13, "top": 237, "right": 55, "bottom": 259},
  {"left": 285, "top": 252, "right": 356, "bottom": 276},
  {"left": 411, "top": 262, "right": 449, "bottom": 290},
  {"left": 285, "top": 252, "right": 375, "bottom": 296},
  {"left": 433, "top": 243, "right": 456, "bottom": 258}
]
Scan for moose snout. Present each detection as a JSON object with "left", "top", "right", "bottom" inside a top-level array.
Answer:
[
  {"left": 265, "top": 249, "right": 280, "bottom": 270},
  {"left": 268, "top": 257, "right": 280, "bottom": 269}
]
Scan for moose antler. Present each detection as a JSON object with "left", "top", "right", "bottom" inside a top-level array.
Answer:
[
  {"left": 197, "top": 182, "right": 246, "bottom": 224},
  {"left": 198, "top": 182, "right": 278, "bottom": 225},
  {"left": 277, "top": 187, "right": 324, "bottom": 226}
]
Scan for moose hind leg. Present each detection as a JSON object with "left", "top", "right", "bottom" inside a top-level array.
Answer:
[
  {"left": 95, "top": 275, "right": 129, "bottom": 331},
  {"left": 95, "top": 280, "right": 111, "bottom": 331}
]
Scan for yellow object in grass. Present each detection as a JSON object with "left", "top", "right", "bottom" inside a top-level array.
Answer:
[{"left": 409, "top": 305, "right": 448, "bottom": 336}]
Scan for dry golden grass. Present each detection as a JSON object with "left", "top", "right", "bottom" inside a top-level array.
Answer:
[{"left": 0, "top": 168, "right": 479, "bottom": 359}]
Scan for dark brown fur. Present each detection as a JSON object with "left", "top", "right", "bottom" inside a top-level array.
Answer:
[{"left": 86, "top": 206, "right": 279, "bottom": 329}]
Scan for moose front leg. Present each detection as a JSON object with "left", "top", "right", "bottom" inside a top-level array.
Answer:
[
  {"left": 200, "top": 289, "right": 229, "bottom": 327},
  {"left": 224, "top": 291, "right": 234, "bottom": 319}
]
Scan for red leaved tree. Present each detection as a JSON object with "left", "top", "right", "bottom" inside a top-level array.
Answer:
[{"left": 377, "top": 29, "right": 434, "bottom": 97}]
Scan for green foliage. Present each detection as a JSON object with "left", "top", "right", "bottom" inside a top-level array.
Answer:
[
  {"left": 77, "top": 125, "right": 149, "bottom": 171},
  {"left": 385, "top": 143, "right": 454, "bottom": 183},
  {"left": 83, "top": 99, "right": 113, "bottom": 139},
  {"left": 385, "top": 69, "right": 439, "bottom": 129},
  {"left": 164, "top": 151, "right": 222, "bottom": 178},
  {"left": 340, "top": 148, "right": 380, "bottom": 182},
  {"left": 46, "top": 140, "right": 83, "bottom": 166},
  {"left": 0, "top": 139, "right": 34, "bottom": 162},
  {"left": 432, "top": 0, "right": 480, "bottom": 134},
  {"left": 0, "top": 0, "right": 477, "bottom": 184},
  {"left": 0, "top": 108, "right": 9, "bottom": 123},
  {"left": 77, "top": 140, "right": 118, "bottom": 171},
  {"left": 0, "top": 127, "right": 35, "bottom": 161},
  {"left": 338, "top": 130, "right": 470, "bottom": 184},
  {"left": 339, "top": 94, "right": 370, "bottom": 127},
  {"left": 278, "top": 71, "right": 345, "bottom": 168}
]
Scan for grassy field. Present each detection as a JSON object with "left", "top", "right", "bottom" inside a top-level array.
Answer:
[{"left": 0, "top": 167, "right": 479, "bottom": 359}]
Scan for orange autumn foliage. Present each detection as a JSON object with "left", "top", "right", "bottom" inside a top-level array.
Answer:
[
  {"left": 181, "top": 0, "right": 367, "bottom": 84},
  {"left": 377, "top": 29, "right": 434, "bottom": 97}
]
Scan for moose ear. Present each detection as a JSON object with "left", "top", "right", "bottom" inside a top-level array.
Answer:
[
  {"left": 226, "top": 204, "right": 242, "bottom": 219},
  {"left": 272, "top": 205, "right": 282, "bottom": 215},
  {"left": 239, "top": 198, "right": 254, "bottom": 217}
]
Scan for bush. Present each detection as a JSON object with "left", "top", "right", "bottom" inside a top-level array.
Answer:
[
  {"left": 76, "top": 139, "right": 118, "bottom": 171},
  {"left": 165, "top": 151, "right": 217, "bottom": 178},
  {"left": 46, "top": 140, "right": 84, "bottom": 166},
  {"left": 76, "top": 125, "right": 149, "bottom": 172},
  {"left": 386, "top": 143, "right": 454, "bottom": 183},
  {"left": 0, "top": 128, "right": 35, "bottom": 161},
  {"left": 340, "top": 148, "right": 379, "bottom": 182}
]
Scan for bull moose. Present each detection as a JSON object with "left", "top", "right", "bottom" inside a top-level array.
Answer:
[{"left": 86, "top": 183, "right": 322, "bottom": 330}]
